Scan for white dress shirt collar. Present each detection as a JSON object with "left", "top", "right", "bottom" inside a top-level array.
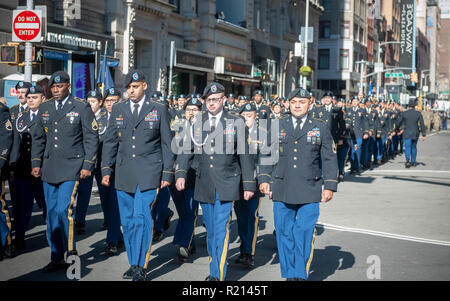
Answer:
[{"left": 130, "top": 95, "right": 146, "bottom": 115}]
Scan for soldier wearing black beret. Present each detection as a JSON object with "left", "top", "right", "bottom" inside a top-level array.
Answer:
[{"left": 258, "top": 87, "right": 338, "bottom": 281}]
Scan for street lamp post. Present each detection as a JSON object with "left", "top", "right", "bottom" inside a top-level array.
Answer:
[
  {"left": 376, "top": 41, "right": 401, "bottom": 100},
  {"left": 302, "top": 0, "right": 310, "bottom": 89}
]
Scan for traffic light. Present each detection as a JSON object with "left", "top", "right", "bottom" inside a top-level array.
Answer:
[
  {"left": 0, "top": 45, "right": 18, "bottom": 63},
  {"left": 410, "top": 72, "right": 418, "bottom": 84}
]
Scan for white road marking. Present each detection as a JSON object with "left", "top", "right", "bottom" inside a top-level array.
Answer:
[
  {"left": 366, "top": 170, "right": 450, "bottom": 174},
  {"left": 316, "top": 222, "right": 450, "bottom": 246}
]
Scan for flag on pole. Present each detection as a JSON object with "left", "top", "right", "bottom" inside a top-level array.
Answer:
[
  {"left": 97, "top": 48, "right": 114, "bottom": 96},
  {"left": 368, "top": 80, "right": 373, "bottom": 96}
]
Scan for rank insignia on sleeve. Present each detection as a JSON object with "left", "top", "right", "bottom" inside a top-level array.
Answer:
[
  {"left": 1, "top": 149, "right": 7, "bottom": 155},
  {"left": 5, "top": 120, "right": 12, "bottom": 131},
  {"left": 92, "top": 119, "right": 98, "bottom": 131}
]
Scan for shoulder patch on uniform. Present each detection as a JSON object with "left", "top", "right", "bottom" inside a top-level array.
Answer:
[
  {"left": 73, "top": 96, "right": 86, "bottom": 103},
  {"left": 11, "top": 104, "right": 19, "bottom": 109}
]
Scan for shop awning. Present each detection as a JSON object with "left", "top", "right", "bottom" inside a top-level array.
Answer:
[{"left": 231, "top": 76, "right": 260, "bottom": 86}]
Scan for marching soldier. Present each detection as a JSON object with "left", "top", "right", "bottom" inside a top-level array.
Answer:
[
  {"left": 31, "top": 71, "right": 99, "bottom": 272},
  {"left": 234, "top": 103, "right": 266, "bottom": 269},
  {"left": 237, "top": 96, "right": 248, "bottom": 109},
  {"left": 364, "top": 97, "right": 378, "bottom": 168},
  {"left": 171, "top": 97, "right": 202, "bottom": 262},
  {"left": 101, "top": 70, "right": 174, "bottom": 281},
  {"left": 0, "top": 101, "right": 14, "bottom": 260},
  {"left": 270, "top": 99, "right": 284, "bottom": 119},
  {"left": 398, "top": 99, "right": 426, "bottom": 168},
  {"left": 224, "top": 94, "right": 237, "bottom": 112},
  {"left": 375, "top": 99, "right": 391, "bottom": 163},
  {"left": 175, "top": 82, "right": 256, "bottom": 281},
  {"left": 345, "top": 96, "right": 369, "bottom": 174},
  {"left": 258, "top": 88, "right": 338, "bottom": 281},
  {"left": 74, "top": 89, "right": 103, "bottom": 235},
  {"left": 9, "top": 85, "right": 47, "bottom": 251},
  {"left": 253, "top": 90, "right": 270, "bottom": 119}
]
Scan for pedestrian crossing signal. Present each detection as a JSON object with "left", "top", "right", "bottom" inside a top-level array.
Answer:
[
  {"left": 410, "top": 72, "right": 418, "bottom": 84},
  {"left": 0, "top": 45, "right": 18, "bottom": 63}
]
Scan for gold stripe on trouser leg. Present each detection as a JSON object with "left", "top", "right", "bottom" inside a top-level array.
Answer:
[
  {"left": 305, "top": 205, "right": 320, "bottom": 277},
  {"left": 219, "top": 201, "right": 234, "bottom": 281},
  {"left": 251, "top": 197, "right": 262, "bottom": 256},
  {"left": 144, "top": 188, "right": 160, "bottom": 269},
  {"left": 67, "top": 181, "right": 79, "bottom": 252},
  {"left": 0, "top": 181, "right": 12, "bottom": 246}
]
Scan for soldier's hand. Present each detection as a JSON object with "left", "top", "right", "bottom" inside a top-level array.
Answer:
[
  {"left": 160, "top": 180, "right": 171, "bottom": 189},
  {"left": 176, "top": 178, "right": 186, "bottom": 191},
  {"left": 354, "top": 144, "right": 358, "bottom": 151},
  {"left": 80, "top": 169, "right": 91, "bottom": 179},
  {"left": 422, "top": 136, "right": 426, "bottom": 142},
  {"left": 321, "top": 190, "right": 333, "bottom": 203},
  {"left": 102, "top": 175, "right": 110, "bottom": 187},
  {"left": 244, "top": 191, "right": 254, "bottom": 201},
  {"left": 259, "top": 183, "right": 270, "bottom": 195},
  {"left": 31, "top": 167, "right": 41, "bottom": 178}
]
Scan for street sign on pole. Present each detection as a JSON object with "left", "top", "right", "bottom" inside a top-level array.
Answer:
[
  {"left": 374, "top": 62, "right": 384, "bottom": 73},
  {"left": 300, "top": 27, "right": 314, "bottom": 43},
  {"left": 12, "top": 9, "right": 42, "bottom": 42},
  {"left": 385, "top": 72, "right": 404, "bottom": 78}
]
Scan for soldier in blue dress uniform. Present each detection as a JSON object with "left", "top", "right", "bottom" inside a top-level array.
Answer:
[{"left": 258, "top": 88, "right": 338, "bottom": 281}]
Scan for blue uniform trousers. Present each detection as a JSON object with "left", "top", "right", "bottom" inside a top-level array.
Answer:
[
  {"left": 74, "top": 175, "right": 94, "bottom": 226},
  {"left": 376, "top": 137, "right": 387, "bottom": 160},
  {"left": 97, "top": 173, "right": 122, "bottom": 245},
  {"left": 116, "top": 186, "right": 159, "bottom": 269},
  {"left": 351, "top": 138, "right": 363, "bottom": 171},
  {"left": 43, "top": 181, "right": 79, "bottom": 261},
  {"left": 201, "top": 195, "right": 234, "bottom": 281},
  {"left": 404, "top": 138, "right": 418, "bottom": 163},
  {"left": 14, "top": 177, "right": 46, "bottom": 241},
  {"left": 337, "top": 144, "right": 349, "bottom": 175},
  {"left": 234, "top": 196, "right": 262, "bottom": 256},
  {"left": 171, "top": 186, "right": 198, "bottom": 248},
  {"left": 398, "top": 134, "right": 404, "bottom": 153},
  {"left": 0, "top": 181, "right": 12, "bottom": 248},
  {"left": 366, "top": 136, "right": 375, "bottom": 164},
  {"left": 273, "top": 201, "right": 320, "bottom": 280},
  {"left": 390, "top": 135, "right": 397, "bottom": 155},
  {"left": 151, "top": 186, "right": 171, "bottom": 232}
]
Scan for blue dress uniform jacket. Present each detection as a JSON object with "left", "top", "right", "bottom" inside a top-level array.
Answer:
[
  {"left": 344, "top": 107, "right": 369, "bottom": 138},
  {"left": 31, "top": 96, "right": 99, "bottom": 184},
  {"left": 258, "top": 115, "right": 338, "bottom": 205},
  {"left": 365, "top": 108, "right": 378, "bottom": 135},
  {"left": 311, "top": 105, "right": 346, "bottom": 143},
  {"left": 176, "top": 110, "right": 256, "bottom": 204},
  {"left": 398, "top": 108, "right": 426, "bottom": 140},
  {"left": 101, "top": 97, "right": 175, "bottom": 193},
  {"left": 377, "top": 109, "right": 392, "bottom": 139},
  {"left": 10, "top": 110, "right": 35, "bottom": 178},
  {"left": 255, "top": 103, "right": 271, "bottom": 119}
]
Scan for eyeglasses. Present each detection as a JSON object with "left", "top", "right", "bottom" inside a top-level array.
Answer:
[
  {"left": 185, "top": 108, "right": 200, "bottom": 113},
  {"left": 206, "top": 97, "right": 222, "bottom": 104}
]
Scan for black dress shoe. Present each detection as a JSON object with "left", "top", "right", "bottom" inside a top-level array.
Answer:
[
  {"left": 117, "top": 239, "right": 125, "bottom": 248},
  {"left": 152, "top": 230, "right": 163, "bottom": 243},
  {"left": 245, "top": 255, "right": 255, "bottom": 268},
  {"left": 123, "top": 265, "right": 139, "bottom": 279},
  {"left": 338, "top": 174, "right": 344, "bottom": 183},
  {"left": 234, "top": 253, "right": 246, "bottom": 264},
  {"left": 42, "top": 260, "right": 70, "bottom": 273},
  {"left": 411, "top": 162, "right": 417, "bottom": 167},
  {"left": 132, "top": 267, "right": 147, "bottom": 281},
  {"left": 405, "top": 161, "right": 411, "bottom": 168},
  {"left": 4, "top": 244, "right": 15, "bottom": 258},
  {"left": 205, "top": 275, "right": 219, "bottom": 281},
  {"left": 75, "top": 222, "right": 86, "bottom": 235},
  {"left": 15, "top": 239, "right": 26, "bottom": 252},
  {"left": 105, "top": 243, "right": 118, "bottom": 256},
  {"left": 177, "top": 246, "right": 189, "bottom": 261},
  {"left": 164, "top": 210, "right": 174, "bottom": 231},
  {"left": 102, "top": 221, "right": 108, "bottom": 231}
]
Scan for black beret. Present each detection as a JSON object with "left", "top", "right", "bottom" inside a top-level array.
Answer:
[
  {"left": 16, "top": 81, "right": 32, "bottom": 90},
  {"left": 125, "top": 70, "right": 146, "bottom": 87},
  {"left": 239, "top": 102, "right": 256, "bottom": 114},
  {"left": 25, "top": 85, "right": 44, "bottom": 96},
  {"left": 86, "top": 89, "right": 102, "bottom": 100},
  {"left": 228, "top": 93, "right": 235, "bottom": 98},
  {"left": 152, "top": 91, "right": 162, "bottom": 98},
  {"left": 184, "top": 97, "right": 202, "bottom": 110},
  {"left": 254, "top": 90, "right": 263, "bottom": 96},
  {"left": 202, "top": 82, "right": 225, "bottom": 99},
  {"left": 346, "top": 98, "right": 352, "bottom": 103},
  {"left": 323, "top": 91, "right": 334, "bottom": 98},
  {"left": 287, "top": 88, "right": 311, "bottom": 100},
  {"left": 104, "top": 87, "right": 121, "bottom": 99},
  {"left": 195, "top": 93, "right": 202, "bottom": 99},
  {"left": 49, "top": 71, "right": 70, "bottom": 86},
  {"left": 353, "top": 95, "right": 360, "bottom": 100},
  {"left": 178, "top": 94, "right": 186, "bottom": 99},
  {"left": 315, "top": 98, "right": 322, "bottom": 105},
  {"left": 238, "top": 96, "right": 247, "bottom": 101},
  {"left": 360, "top": 98, "right": 366, "bottom": 104},
  {"left": 408, "top": 98, "right": 417, "bottom": 107}
]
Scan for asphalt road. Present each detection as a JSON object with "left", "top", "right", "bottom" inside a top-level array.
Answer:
[{"left": 1, "top": 129, "right": 449, "bottom": 281}]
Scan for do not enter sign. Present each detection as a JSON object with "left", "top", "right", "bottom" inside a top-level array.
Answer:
[{"left": 12, "top": 10, "right": 42, "bottom": 42}]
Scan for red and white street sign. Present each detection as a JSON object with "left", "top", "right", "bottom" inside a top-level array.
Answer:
[{"left": 12, "top": 10, "right": 42, "bottom": 42}]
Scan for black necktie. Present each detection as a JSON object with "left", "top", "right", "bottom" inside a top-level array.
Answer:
[
  {"left": 294, "top": 118, "right": 302, "bottom": 132},
  {"left": 57, "top": 101, "right": 63, "bottom": 111},
  {"left": 133, "top": 103, "right": 139, "bottom": 121},
  {"left": 20, "top": 106, "right": 24, "bottom": 113},
  {"left": 210, "top": 116, "right": 217, "bottom": 133},
  {"left": 31, "top": 113, "right": 35, "bottom": 122}
]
